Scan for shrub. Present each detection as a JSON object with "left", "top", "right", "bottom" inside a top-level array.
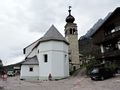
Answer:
[{"left": 85, "top": 58, "right": 101, "bottom": 75}]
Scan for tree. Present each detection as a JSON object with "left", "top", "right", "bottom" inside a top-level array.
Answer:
[
  {"left": 0, "top": 59, "right": 3, "bottom": 75},
  {"left": 85, "top": 58, "right": 101, "bottom": 75}
]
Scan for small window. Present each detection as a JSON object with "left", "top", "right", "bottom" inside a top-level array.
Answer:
[
  {"left": 73, "top": 28, "right": 76, "bottom": 34},
  {"left": 38, "top": 50, "right": 39, "bottom": 53},
  {"left": 70, "top": 28, "right": 72, "bottom": 34},
  {"left": 64, "top": 55, "right": 67, "bottom": 63},
  {"left": 44, "top": 54, "right": 48, "bottom": 63},
  {"left": 23, "top": 49, "right": 26, "bottom": 54},
  {"left": 29, "top": 67, "right": 33, "bottom": 72},
  {"left": 73, "top": 66, "right": 76, "bottom": 71}
]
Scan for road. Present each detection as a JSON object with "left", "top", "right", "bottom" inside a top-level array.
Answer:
[{"left": 0, "top": 75, "right": 120, "bottom": 90}]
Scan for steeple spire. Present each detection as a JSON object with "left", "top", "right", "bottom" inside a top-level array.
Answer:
[
  {"left": 65, "top": 6, "right": 75, "bottom": 23},
  {"left": 64, "top": 6, "right": 80, "bottom": 72},
  {"left": 68, "top": 6, "right": 72, "bottom": 15}
]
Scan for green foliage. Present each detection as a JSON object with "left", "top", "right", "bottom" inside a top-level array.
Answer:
[
  {"left": 104, "top": 61, "right": 118, "bottom": 71},
  {"left": 85, "top": 60, "right": 118, "bottom": 75},
  {"left": 86, "top": 58, "right": 101, "bottom": 75},
  {"left": 0, "top": 59, "right": 3, "bottom": 75},
  {"left": 0, "top": 60, "right": 3, "bottom": 68}
]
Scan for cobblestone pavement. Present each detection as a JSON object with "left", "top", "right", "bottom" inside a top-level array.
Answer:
[{"left": 0, "top": 75, "right": 120, "bottom": 90}]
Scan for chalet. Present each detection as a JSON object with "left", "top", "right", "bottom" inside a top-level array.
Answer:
[{"left": 91, "top": 7, "right": 120, "bottom": 65}]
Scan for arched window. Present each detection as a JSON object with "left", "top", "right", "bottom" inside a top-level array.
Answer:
[
  {"left": 70, "top": 28, "right": 72, "bottom": 34},
  {"left": 73, "top": 66, "right": 76, "bottom": 71},
  {"left": 73, "top": 28, "right": 76, "bottom": 34}
]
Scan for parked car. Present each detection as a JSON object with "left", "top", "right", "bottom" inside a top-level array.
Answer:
[
  {"left": 90, "top": 67, "right": 115, "bottom": 81},
  {"left": 7, "top": 71, "right": 15, "bottom": 76}
]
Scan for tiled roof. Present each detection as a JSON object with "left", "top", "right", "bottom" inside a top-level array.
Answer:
[
  {"left": 22, "top": 56, "right": 39, "bottom": 65},
  {"left": 24, "top": 25, "right": 69, "bottom": 50},
  {"left": 39, "top": 25, "right": 68, "bottom": 44}
]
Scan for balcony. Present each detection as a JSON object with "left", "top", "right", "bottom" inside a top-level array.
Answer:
[
  {"left": 103, "top": 30, "right": 120, "bottom": 42},
  {"left": 96, "top": 50, "right": 120, "bottom": 60}
]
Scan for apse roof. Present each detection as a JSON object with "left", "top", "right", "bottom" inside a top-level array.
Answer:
[
  {"left": 22, "top": 56, "right": 39, "bottom": 65},
  {"left": 39, "top": 25, "right": 68, "bottom": 44}
]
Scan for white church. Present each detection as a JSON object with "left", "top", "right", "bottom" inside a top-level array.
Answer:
[{"left": 20, "top": 7, "right": 80, "bottom": 80}]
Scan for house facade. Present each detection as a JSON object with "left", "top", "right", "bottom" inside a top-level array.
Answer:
[
  {"left": 91, "top": 7, "right": 120, "bottom": 65},
  {"left": 20, "top": 25, "right": 69, "bottom": 80}
]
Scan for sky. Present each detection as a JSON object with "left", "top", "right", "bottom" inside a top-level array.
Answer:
[{"left": 0, "top": 0, "right": 120, "bottom": 65}]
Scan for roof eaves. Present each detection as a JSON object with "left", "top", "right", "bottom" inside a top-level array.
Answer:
[{"left": 91, "top": 7, "right": 120, "bottom": 37}]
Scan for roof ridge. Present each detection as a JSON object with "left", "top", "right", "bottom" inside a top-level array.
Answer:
[
  {"left": 40, "top": 25, "right": 69, "bottom": 44},
  {"left": 43, "top": 25, "right": 64, "bottom": 38}
]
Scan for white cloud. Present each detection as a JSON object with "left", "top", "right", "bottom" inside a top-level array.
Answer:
[
  {"left": 0, "top": 0, "right": 120, "bottom": 65},
  {"left": 0, "top": 0, "right": 41, "bottom": 65}
]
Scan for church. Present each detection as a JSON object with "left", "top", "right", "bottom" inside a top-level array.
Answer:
[{"left": 20, "top": 7, "right": 80, "bottom": 80}]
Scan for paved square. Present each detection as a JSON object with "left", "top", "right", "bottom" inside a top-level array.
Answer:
[{"left": 0, "top": 75, "right": 120, "bottom": 90}]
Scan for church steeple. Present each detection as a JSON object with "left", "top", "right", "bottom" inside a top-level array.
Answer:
[
  {"left": 64, "top": 6, "right": 80, "bottom": 72},
  {"left": 65, "top": 6, "right": 75, "bottom": 23},
  {"left": 65, "top": 6, "right": 77, "bottom": 36}
]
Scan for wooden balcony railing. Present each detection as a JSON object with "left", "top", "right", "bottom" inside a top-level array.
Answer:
[
  {"left": 104, "top": 30, "right": 120, "bottom": 42},
  {"left": 94, "top": 30, "right": 120, "bottom": 44},
  {"left": 96, "top": 50, "right": 120, "bottom": 59}
]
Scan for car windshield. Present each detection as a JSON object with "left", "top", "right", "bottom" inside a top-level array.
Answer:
[
  {"left": 92, "top": 68, "right": 99, "bottom": 73},
  {"left": 8, "top": 71, "right": 13, "bottom": 73}
]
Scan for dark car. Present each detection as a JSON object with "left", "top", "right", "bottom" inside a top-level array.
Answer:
[{"left": 90, "top": 67, "right": 114, "bottom": 81}]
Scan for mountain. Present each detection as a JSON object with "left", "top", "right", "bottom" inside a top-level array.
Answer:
[{"left": 80, "top": 12, "right": 112, "bottom": 40}]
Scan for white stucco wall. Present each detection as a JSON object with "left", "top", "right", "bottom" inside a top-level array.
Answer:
[
  {"left": 20, "top": 65, "right": 39, "bottom": 80},
  {"left": 37, "top": 41, "right": 69, "bottom": 80},
  {"left": 24, "top": 41, "right": 39, "bottom": 57},
  {"left": 38, "top": 51, "right": 52, "bottom": 79},
  {"left": 51, "top": 51, "right": 69, "bottom": 77}
]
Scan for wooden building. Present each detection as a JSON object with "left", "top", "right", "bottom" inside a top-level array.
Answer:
[{"left": 91, "top": 7, "right": 120, "bottom": 64}]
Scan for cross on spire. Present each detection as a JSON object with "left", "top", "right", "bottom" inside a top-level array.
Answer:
[
  {"left": 68, "top": 6, "right": 72, "bottom": 15},
  {"left": 69, "top": 6, "right": 72, "bottom": 10},
  {"left": 65, "top": 6, "right": 75, "bottom": 23}
]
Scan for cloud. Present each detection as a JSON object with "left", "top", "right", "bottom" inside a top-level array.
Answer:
[
  {"left": 28, "top": 0, "right": 120, "bottom": 37},
  {"left": 0, "top": 0, "right": 120, "bottom": 65},
  {"left": 29, "top": 0, "right": 65, "bottom": 33},
  {"left": 0, "top": 0, "right": 42, "bottom": 65},
  {"left": 72, "top": 0, "right": 120, "bottom": 36}
]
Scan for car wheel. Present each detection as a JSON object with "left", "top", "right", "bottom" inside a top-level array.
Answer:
[
  {"left": 91, "top": 77, "right": 96, "bottom": 81},
  {"left": 91, "top": 77, "right": 94, "bottom": 80},
  {"left": 101, "top": 76, "right": 104, "bottom": 80}
]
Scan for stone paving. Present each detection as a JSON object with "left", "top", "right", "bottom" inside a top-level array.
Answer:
[{"left": 0, "top": 75, "right": 120, "bottom": 90}]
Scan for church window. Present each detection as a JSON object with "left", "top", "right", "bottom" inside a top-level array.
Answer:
[
  {"left": 29, "top": 67, "right": 33, "bottom": 72},
  {"left": 73, "top": 28, "right": 76, "bottom": 34},
  {"left": 23, "top": 49, "right": 26, "bottom": 54},
  {"left": 70, "top": 28, "right": 72, "bottom": 34},
  {"left": 64, "top": 54, "right": 67, "bottom": 63},
  {"left": 38, "top": 50, "right": 39, "bottom": 53},
  {"left": 44, "top": 54, "right": 48, "bottom": 63}
]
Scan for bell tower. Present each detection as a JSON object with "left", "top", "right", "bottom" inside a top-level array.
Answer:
[{"left": 65, "top": 6, "right": 80, "bottom": 72}]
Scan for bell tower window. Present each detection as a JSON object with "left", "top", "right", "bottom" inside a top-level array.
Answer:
[
  {"left": 73, "top": 28, "right": 76, "bottom": 34},
  {"left": 70, "top": 28, "right": 72, "bottom": 34}
]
